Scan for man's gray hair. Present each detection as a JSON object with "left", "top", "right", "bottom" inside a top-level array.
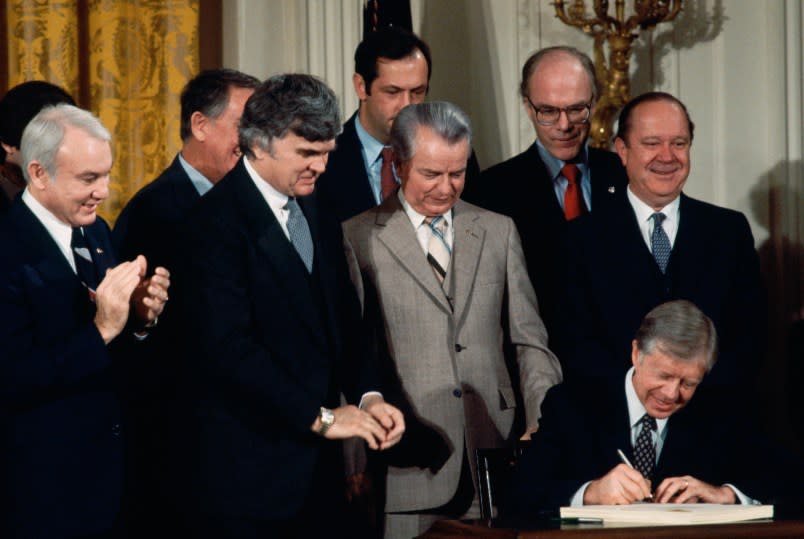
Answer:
[
  {"left": 390, "top": 101, "right": 472, "bottom": 164},
  {"left": 520, "top": 45, "right": 598, "bottom": 103},
  {"left": 21, "top": 104, "right": 111, "bottom": 182},
  {"left": 239, "top": 74, "right": 341, "bottom": 158},
  {"left": 635, "top": 300, "right": 718, "bottom": 371}
]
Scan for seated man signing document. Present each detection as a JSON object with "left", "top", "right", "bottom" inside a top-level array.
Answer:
[{"left": 506, "top": 300, "right": 801, "bottom": 515}]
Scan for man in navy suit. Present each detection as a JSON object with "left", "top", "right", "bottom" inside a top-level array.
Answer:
[
  {"left": 508, "top": 300, "right": 795, "bottom": 514},
  {"left": 174, "top": 74, "right": 404, "bottom": 538},
  {"left": 462, "top": 46, "right": 628, "bottom": 365},
  {"left": 114, "top": 68, "right": 259, "bottom": 268},
  {"left": 316, "top": 26, "right": 479, "bottom": 223},
  {"left": 111, "top": 69, "right": 258, "bottom": 534},
  {"left": 0, "top": 104, "right": 169, "bottom": 538},
  {"left": 564, "top": 92, "right": 763, "bottom": 402}
]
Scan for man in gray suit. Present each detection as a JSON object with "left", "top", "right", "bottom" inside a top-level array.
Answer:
[{"left": 343, "top": 102, "right": 562, "bottom": 538}]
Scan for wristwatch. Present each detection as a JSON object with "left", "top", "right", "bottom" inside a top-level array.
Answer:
[{"left": 318, "top": 407, "right": 335, "bottom": 435}]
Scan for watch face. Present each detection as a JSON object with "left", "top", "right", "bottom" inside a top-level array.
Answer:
[{"left": 320, "top": 407, "right": 335, "bottom": 425}]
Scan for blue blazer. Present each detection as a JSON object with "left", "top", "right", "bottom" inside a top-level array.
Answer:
[
  {"left": 172, "top": 159, "right": 377, "bottom": 519},
  {"left": 0, "top": 198, "right": 123, "bottom": 538}
]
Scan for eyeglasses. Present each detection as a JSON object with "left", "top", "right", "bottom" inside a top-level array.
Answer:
[{"left": 526, "top": 96, "right": 592, "bottom": 126}]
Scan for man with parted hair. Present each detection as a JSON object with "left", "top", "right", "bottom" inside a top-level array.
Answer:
[
  {"left": 316, "top": 25, "right": 480, "bottom": 223},
  {"left": 172, "top": 74, "right": 404, "bottom": 538},
  {"left": 462, "top": 46, "right": 628, "bottom": 364},
  {"left": 563, "top": 92, "right": 763, "bottom": 402},
  {"left": 343, "top": 101, "right": 561, "bottom": 538},
  {"left": 0, "top": 104, "right": 170, "bottom": 538},
  {"left": 507, "top": 300, "right": 798, "bottom": 514}
]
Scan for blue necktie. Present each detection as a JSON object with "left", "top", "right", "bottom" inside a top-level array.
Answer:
[
  {"left": 651, "top": 212, "right": 671, "bottom": 273},
  {"left": 285, "top": 198, "right": 314, "bottom": 273}
]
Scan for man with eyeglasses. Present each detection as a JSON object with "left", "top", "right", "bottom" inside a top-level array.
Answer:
[{"left": 462, "top": 46, "right": 627, "bottom": 368}]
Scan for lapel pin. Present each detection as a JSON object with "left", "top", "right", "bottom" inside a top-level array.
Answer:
[
  {"left": 95, "top": 247, "right": 104, "bottom": 254},
  {"left": 608, "top": 186, "right": 616, "bottom": 193}
]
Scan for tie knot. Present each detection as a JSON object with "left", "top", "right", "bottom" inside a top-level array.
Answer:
[
  {"left": 651, "top": 212, "right": 666, "bottom": 225},
  {"left": 561, "top": 163, "right": 580, "bottom": 184},
  {"left": 640, "top": 414, "right": 657, "bottom": 432},
  {"left": 425, "top": 215, "right": 448, "bottom": 233},
  {"left": 381, "top": 146, "right": 395, "bottom": 163}
]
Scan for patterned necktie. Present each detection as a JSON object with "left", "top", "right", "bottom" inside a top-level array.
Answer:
[
  {"left": 425, "top": 216, "right": 450, "bottom": 285},
  {"left": 71, "top": 227, "right": 98, "bottom": 292},
  {"left": 284, "top": 198, "right": 314, "bottom": 273},
  {"left": 561, "top": 163, "right": 586, "bottom": 220},
  {"left": 380, "top": 147, "right": 397, "bottom": 201},
  {"left": 651, "top": 212, "right": 671, "bottom": 273},
  {"left": 634, "top": 414, "right": 657, "bottom": 480}
]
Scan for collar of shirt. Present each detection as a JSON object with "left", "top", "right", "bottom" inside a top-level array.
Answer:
[
  {"left": 243, "top": 156, "right": 291, "bottom": 239},
  {"left": 535, "top": 139, "right": 592, "bottom": 210},
  {"left": 22, "top": 188, "right": 76, "bottom": 272},
  {"left": 355, "top": 114, "right": 392, "bottom": 204},
  {"left": 178, "top": 152, "right": 214, "bottom": 196},
  {"left": 626, "top": 186, "right": 681, "bottom": 249},
  {"left": 624, "top": 366, "right": 669, "bottom": 457},
  {"left": 398, "top": 189, "right": 454, "bottom": 254}
]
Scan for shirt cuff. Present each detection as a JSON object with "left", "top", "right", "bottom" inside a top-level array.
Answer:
[
  {"left": 724, "top": 484, "right": 761, "bottom": 505},
  {"left": 571, "top": 481, "right": 593, "bottom": 506},
  {"left": 358, "top": 391, "right": 383, "bottom": 409}
]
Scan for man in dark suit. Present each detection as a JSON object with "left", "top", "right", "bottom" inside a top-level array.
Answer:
[
  {"left": 111, "top": 69, "right": 258, "bottom": 533},
  {"left": 508, "top": 300, "right": 796, "bottom": 514},
  {"left": 564, "top": 92, "right": 763, "bottom": 400},
  {"left": 462, "top": 46, "right": 627, "bottom": 363},
  {"left": 316, "top": 26, "right": 479, "bottom": 223},
  {"left": 0, "top": 104, "right": 169, "bottom": 538},
  {"left": 174, "top": 74, "right": 404, "bottom": 538},
  {"left": 113, "top": 68, "right": 259, "bottom": 268}
]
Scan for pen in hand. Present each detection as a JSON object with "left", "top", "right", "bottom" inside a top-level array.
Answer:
[{"left": 617, "top": 449, "right": 654, "bottom": 500}]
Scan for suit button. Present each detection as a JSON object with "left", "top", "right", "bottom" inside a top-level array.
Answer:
[
  {"left": 453, "top": 388, "right": 462, "bottom": 398},
  {"left": 454, "top": 344, "right": 464, "bottom": 352},
  {"left": 112, "top": 423, "right": 121, "bottom": 437}
]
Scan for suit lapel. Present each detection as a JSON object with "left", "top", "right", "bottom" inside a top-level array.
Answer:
[
  {"left": 450, "top": 201, "right": 483, "bottom": 324},
  {"left": 667, "top": 194, "right": 705, "bottom": 294},
  {"left": 375, "top": 197, "right": 452, "bottom": 314},
  {"left": 230, "top": 161, "right": 323, "bottom": 342},
  {"left": 14, "top": 201, "right": 78, "bottom": 284}
]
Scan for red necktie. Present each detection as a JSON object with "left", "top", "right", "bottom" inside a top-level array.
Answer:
[
  {"left": 562, "top": 163, "right": 586, "bottom": 221},
  {"left": 380, "top": 147, "right": 397, "bottom": 201}
]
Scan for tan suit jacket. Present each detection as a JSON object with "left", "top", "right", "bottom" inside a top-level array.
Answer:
[{"left": 343, "top": 196, "right": 562, "bottom": 512}]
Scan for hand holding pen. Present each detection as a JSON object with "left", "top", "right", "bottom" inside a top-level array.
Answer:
[{"left": 582, "top": 450, "right": 653, "bottom": 505}]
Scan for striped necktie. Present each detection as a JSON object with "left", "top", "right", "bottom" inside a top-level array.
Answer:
[
  {"left": 425, "top": 215, "right": 450, "bottom": 285},
  {"left": 71, "top": 227, "right": 98, "bottom": 293}
]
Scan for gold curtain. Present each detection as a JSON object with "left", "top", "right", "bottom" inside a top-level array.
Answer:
[{"left": 4, "top": 0, "right": 198, "bottom": 223}]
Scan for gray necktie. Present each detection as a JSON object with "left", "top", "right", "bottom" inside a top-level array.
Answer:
[
  {"left": 285, "top": 198, "right": 314, "bottom": 273},
  {"left": 651, "top": 212, "right": 671, "bottom": 273}
]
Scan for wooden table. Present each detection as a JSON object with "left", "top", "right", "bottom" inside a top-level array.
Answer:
[{"left": 418, "top": 518, "right": 804, "bottom": 538}]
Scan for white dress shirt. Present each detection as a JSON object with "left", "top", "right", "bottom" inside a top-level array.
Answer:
[{"left": 626, "top": 186, "right": 680, "bottom": 250}]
